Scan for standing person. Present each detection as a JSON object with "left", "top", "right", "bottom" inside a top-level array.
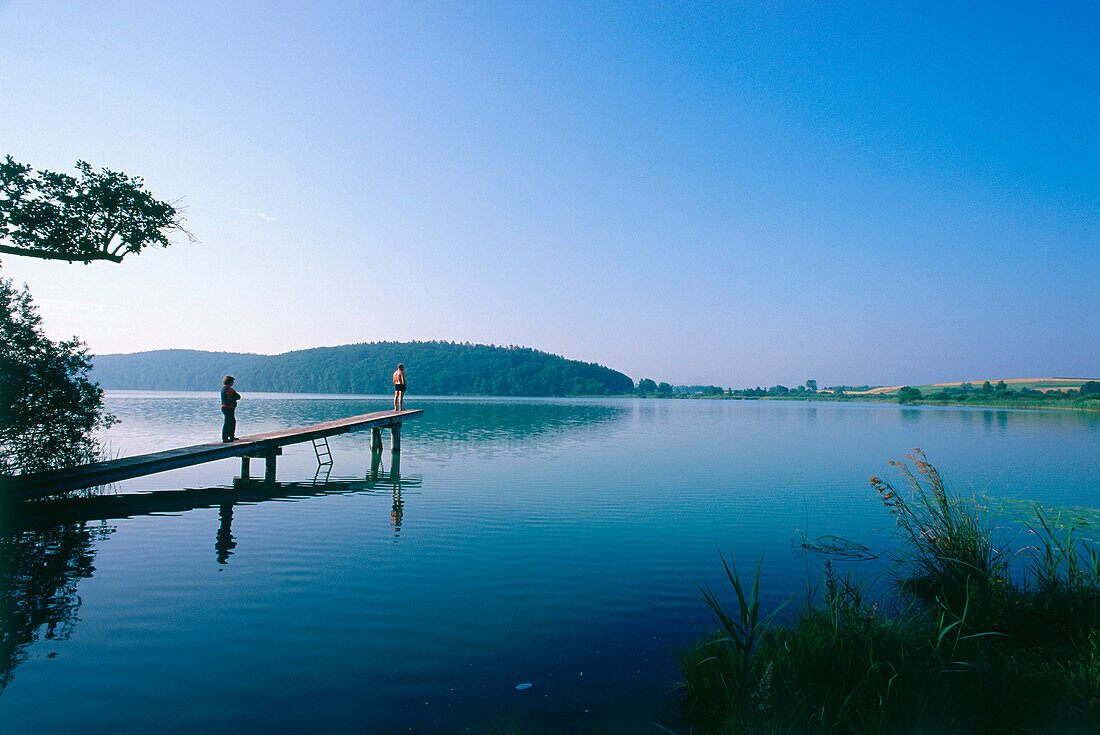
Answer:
[
  {"left": 392, "top": 364, "right": 406, "bottom": 411},
  {"left": 221, "top": 375, "right": 241, "bottom": 442}
]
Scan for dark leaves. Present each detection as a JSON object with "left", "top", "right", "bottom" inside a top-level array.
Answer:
[
  {"left": 0, "top": 277, "right": 114, "bottom": 474},
  {"left": 0, "top": 155, "right": 189, "bottom": 263}
]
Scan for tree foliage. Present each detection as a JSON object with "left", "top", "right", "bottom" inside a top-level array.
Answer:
[
  {"left": 897, "top": 386, "right": 923, "bottom": 404},
  {"left": 91, "top": 342, "right": 637, "bottom": 397},
  {"left": 0, "top": 277, "right": 114, "bottom": 474},
  {"left": 0, "top": 155, "right": 189, "bottom": 263}
]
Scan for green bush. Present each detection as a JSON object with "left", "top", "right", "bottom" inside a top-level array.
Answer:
[{"left": 897, "top": 386, "right": 922, "bottom": 403}]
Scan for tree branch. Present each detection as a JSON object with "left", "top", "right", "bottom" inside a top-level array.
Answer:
[
  {"left": 0, "top": 243, "right": 123, "bottom": 263},
  {"left": 102, "top": 225, "right": 121, "bottom": 254},
  {"left": 105, "top": 231, "right": 126, "bottom": 257},
  {"left": 1, "top": 157, "right": 188, "bottom": 264}
]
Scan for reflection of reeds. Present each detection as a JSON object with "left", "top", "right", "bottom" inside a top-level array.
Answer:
[{"left": 676, "top": 453, "right": 1100, "bottom": 734}]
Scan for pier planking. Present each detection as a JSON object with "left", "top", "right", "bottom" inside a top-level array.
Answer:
[{"left": 1, "top": 409, "right": 422, "bottom": 501}]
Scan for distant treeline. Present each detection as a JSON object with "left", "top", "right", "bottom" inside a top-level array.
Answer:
[
  {"left": 90, "top": 341, "right": 636, "bottom": 397},
  {"left": 894, "top": 380, "right": 1100, "bottom": 406},
  {"left": 642, "top": 379, "right": 1100, "bottom": 408}
]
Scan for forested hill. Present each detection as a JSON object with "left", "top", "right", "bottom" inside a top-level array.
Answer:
[{"left": 90, "top": 342, "right": 636, "bottom": 396}]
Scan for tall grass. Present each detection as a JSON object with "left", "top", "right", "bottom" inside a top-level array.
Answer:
[
  {"left": 675, "top": 451, "right": 1100, "bottom": 734},
  {"left": 871, "top": 450, "right": 1007, "bottom": 603},
  {"left": 675, "top": 554, "right": 790, "bottom": 727}
]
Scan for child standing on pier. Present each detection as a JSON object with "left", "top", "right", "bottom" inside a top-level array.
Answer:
[{"left": 221, "top": 375, "right": 241, "bottom": 442}]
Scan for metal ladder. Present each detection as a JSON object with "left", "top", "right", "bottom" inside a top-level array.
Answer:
[{"left": 312, "top": 436, "right": 333, "bottom": 467}]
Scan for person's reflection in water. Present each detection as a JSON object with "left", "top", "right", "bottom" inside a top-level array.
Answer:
[
  {"left": 389, "top": 451, "right": 403, "bottom": 540},
  {"left": 390, "top": 487, "right": 404, "bottom": 539},
  {"left": 215, "top": 503, "right": 236, "bottom": 565}
]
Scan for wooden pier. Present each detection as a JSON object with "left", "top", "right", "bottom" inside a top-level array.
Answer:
[{"left": 0, "top": 408, "right": 422, "bottom": 501}]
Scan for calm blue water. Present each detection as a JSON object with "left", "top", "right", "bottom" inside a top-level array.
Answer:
[{"left": 2, "top": 393, "right": 1098, "bottom": 733}]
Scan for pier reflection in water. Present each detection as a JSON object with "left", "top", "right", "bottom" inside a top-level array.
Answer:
[{"left": 0, "top": 447, "right": 416, "bottom": 692}]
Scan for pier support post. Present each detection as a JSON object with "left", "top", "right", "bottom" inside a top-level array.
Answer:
[
  {"left": 265, "top": 451, "right": 277, "bottom": 482},
  {"left": 391, "top": 423, "right": 401, "bottom": 453},
  {"left": 371, "top": 427, "right": 383, "bottom": 452},
  {"left": 242, "top": 447, "right": 281, "bottom": 483},
  {"left": 369, "top": 448, "right": 382, "bottom": 481}
]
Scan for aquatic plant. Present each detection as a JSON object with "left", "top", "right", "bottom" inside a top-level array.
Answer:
[
  {"left": 871, "top": 450, "right": 1010, "bottom": 617},
  {"left": 675, "top": 553, "right": 790, "bottom": 728},
  {"left": 675, "top": 453, "right": 1100, "bottom": 734}
]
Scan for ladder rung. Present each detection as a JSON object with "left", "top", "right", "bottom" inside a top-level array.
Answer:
[{"left": 312, "top": 437, "right": 333, "bottom": 466}]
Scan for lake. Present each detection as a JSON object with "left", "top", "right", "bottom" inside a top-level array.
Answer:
[{"left": 2, "top": 393, "right": 1098, "bottom": 733}]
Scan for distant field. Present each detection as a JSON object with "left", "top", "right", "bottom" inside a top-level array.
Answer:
[{"left": 848, "top": 378, "right": 1095, "bottom": 396}]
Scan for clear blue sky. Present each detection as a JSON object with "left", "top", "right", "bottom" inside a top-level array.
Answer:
[{"left": 1, "top": 1, "right": 1096, "bottom": 387}]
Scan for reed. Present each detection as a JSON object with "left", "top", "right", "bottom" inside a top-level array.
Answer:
[
  {"left": 675, "top": 453, "right": 1100, "bottom": 734},
  {"left": 871, "top": 449, "right": 1008, "bottom": 604}
]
